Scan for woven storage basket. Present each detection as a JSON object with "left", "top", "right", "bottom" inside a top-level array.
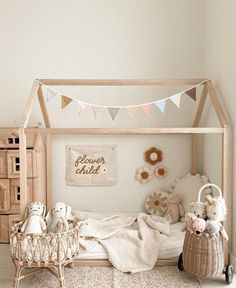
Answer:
[
  {"left": 183, "top": 229, "right": 224, "bottom": 278},
  {"left": 183, "top": 183, "right": 225, "bottom": 278}
]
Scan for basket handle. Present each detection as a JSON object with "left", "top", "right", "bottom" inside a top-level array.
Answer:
[{"left": 197, "top": 183, "right": 222, "bottom": 203}]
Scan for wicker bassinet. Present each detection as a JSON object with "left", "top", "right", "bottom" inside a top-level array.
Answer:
[{"left": 10, "top": 220, "right": 79, "bottom": 288}]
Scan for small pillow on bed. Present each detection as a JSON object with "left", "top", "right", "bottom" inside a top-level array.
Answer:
[
  {"left": 145, "top": 191, "right": 169, "bottom": 216},
  {"left": 170, "top": 173, "right": 210, "bottom": 213}
]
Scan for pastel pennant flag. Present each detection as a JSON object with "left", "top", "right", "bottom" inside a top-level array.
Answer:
[
  {"left": 108, "top": 107, "right": 119, "bottom": 120},
  {"left": 155, "top": 99, "right": 166, "bottom": 113},
  {"left": 77, "top": 101, "right": 87, "bottom": 113},
  {"left": 92, "top": 106, "right": 98, "bottom": 119},
  {"left": 170, "top": 93, "right": 181, "bottom": 108},
  {"left": 47, "top": 88, "right": 58, "bottom": 102},
  {"left": 141, "top": 104, "right": 151, "bottom": 117},
  {"left": 125, "top": 107, "right": 135, "bottom": 119},
  {"left": 61, "top": 96, "right": 72, "bottom": 109},
  {"left": 186, "top": 88, "right": 196, "bottom": 101}
]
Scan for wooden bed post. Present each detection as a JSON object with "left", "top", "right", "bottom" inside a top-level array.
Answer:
[
  {"left": 46, "top": 133, "right": 52, "bottom": 209},
  {"left": 207, "top": 80, "right": 231, "bottom": 263},
  {"left": 192, "top": 83, "right": 208, "bottom": 175},
  {"left": 19, "top": 80, "right": 40, "bottom": 218},
  {"left": 19, "top": 127, "right": 27, "bottom": 219}
]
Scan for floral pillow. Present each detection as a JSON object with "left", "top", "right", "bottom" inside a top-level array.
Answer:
[{"left": 145, "top": 191, "right": 169, "bottom": 216}]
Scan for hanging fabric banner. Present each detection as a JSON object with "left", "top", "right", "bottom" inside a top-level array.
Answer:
[
  {"left": 170, "top": 93, "right": 181, "bottom": 108},
  {"left": 186, "top": 88, "right": 197, "bottom": 101},
  {"left": 125, "top": 107, "right": 135, "bottom": 119},
  {"left": 77, "top": 101, "right": 87, "bottom": 113},
  {"left": 141, "top": 104, "right": 151, "bottom": 117},
  {"left": 47, "top": 88, "right": 58, "bottom": 102},
  {"left": 92, "top": 106, "right": 98, "bottom": 119},
  {"left": 155, "top": 99, "right": 166, "bottom": 113},
  {"left": 62, "top": 96, "right": 73, "bottom": 109},
  {"left": 108, "top": 107, "right": 119, "bottom": 120}
]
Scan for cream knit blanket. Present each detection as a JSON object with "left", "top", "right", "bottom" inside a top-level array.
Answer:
[{"left": 78, "top": 213, "right": 170, "bottom": 273}]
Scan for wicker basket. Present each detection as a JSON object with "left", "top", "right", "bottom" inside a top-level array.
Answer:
[
  {"left": 10, "top": 220, "right": 79, "bottom": 288},
  {"left": 183, "top": 229, "right": 224, "bottom": 278}
]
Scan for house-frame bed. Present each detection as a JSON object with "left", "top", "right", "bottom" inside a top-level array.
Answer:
[{"left": 13, "top": 78, "right": 231, "bottom": 267}]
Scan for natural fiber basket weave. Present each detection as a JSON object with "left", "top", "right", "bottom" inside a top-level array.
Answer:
[{"left": 183, "top": 229, "right": 224, "bottom": 278}]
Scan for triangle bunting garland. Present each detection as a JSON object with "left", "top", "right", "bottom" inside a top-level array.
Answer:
[
  {"left": 92, "top": 106, "right": 98, "bottom": 119},
  {"left": 141, "top": 104, "right": 151, "bottom": 117},
  {"left": 47, "top": 88, "right": 58, "bottom": 102},
  {"left": 125, "top": 107, "right": 135, "bottom": 119},
  {"left": 108, "top": 107, "right": 119, "bottom": 120},
  {"left": 77, "top": 101, "right": 87, "bottom": 113},
  {"left": 186, "top": 88, "right": 197, "bottom": 101},
  {"left": 170, "top": 93, "right": 181, "bottom": 108},
  {"left": 61, "top": 96, "right": 73, "bottom": 109},
  {"left": 40, "top": 79, "right": 205, "bottom": 120},
  {"left": 155, "top": 99, "right": 166, "bottom": 113}
]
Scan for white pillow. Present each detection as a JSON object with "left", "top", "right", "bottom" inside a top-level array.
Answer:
[
  {"left": 170, "top": 173, "right": 210, "bottom": 213},
  {"left": 145, "top": 191, "right": 169, "bottom": 216}
]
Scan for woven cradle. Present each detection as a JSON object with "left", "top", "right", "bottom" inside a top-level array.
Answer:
[
  {"left": 183, "top": 229, "right": 224, "bottom": 278},
  {"left": 10, "top": 220, "right": 79, "bottom": 266}
]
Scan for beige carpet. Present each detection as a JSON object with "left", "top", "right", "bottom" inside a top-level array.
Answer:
[{"left": 30, "top": 266, "right": 201, "bottom": 288}]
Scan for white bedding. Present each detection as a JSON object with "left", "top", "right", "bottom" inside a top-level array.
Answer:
[{"left": 77, "top": 221, "right": 185, "bottom": 261}]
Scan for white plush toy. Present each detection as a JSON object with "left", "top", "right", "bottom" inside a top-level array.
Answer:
[
  {"left": 190, "top": 201, "right": 207, "bottom": 219},
  {"left": 205, "top": 195, "right": 227, "bottom": 222},
  {"left": 182, "top": 212, "right": 197, "bottom": 233},
  {"left": 46, "top": 202, "right": 72, "bottom": 233},
  {"left": 192, "top": 218, "right": 207, "bottom": 236},
  {"left": 21, "top": 202, "right": 46, "bottom": 234},
  {"left": 205, "top": 220, "right": 228, "bottom": 241}
]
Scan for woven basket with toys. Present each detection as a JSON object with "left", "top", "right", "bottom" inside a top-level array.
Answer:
[{"left": 178, "top": 183, "right": 234, "bottom": 284}]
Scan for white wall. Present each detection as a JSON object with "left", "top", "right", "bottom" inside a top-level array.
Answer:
[
  {"left": 203, "top": 0, "right": 236, "bottom": 266},
  {"left": 0, "top": 0, "right": 205, "bottom": 215}
]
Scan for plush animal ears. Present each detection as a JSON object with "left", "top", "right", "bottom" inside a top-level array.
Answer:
[{"left": 24, "top": 202, "right": 46, "bottom": 219}]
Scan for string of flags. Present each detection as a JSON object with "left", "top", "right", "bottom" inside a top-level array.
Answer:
[{"left": 40, "top": 80, "right": 206, "bottom": 121}]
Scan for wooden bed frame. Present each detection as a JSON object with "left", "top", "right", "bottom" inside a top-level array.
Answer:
[{"left": 7, "top": 78, "right": 231, "bottom": 266}]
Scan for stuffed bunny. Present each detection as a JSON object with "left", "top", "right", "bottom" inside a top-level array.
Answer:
[
  {"left": 46, "top": 202, "right": 72, "bottom": 233},
  {"left": 21, "top": 202, "right": 46, "bottom": 234},
  {"left": 164, "top": 192, "right": 185, "bottom": 224}
]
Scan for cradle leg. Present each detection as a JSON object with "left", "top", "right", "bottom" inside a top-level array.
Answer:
[
  {"left": 12, "top": 266, "right": 21, "bottom": 288},
  {"left": 58, "top": 265, "right": 64, "bottom": 288}
]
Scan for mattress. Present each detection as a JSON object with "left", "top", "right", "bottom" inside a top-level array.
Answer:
[{"left": 77, "top": 221, "right": 185, "bottom": 260}]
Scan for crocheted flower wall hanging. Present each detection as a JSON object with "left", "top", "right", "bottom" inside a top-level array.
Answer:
[
  {"left": 136, "top": 167, "right": 152, "bottom": 183},
  {"left": 145, "top": 147, "right": 162, "bottom": 165},
  {"left": 154, "top": 165, "right": 168, "bottom": 178}
]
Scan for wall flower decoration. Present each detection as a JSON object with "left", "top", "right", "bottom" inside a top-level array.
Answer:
[
  {"left": 136, "top": 167, "right": 152, "bottom": 183},
  {"left": 145, "top": 147, "right": 162, "bottom": 165},
  {"left": 145, "top": 191, "right": 169, "bottom": 215},
  {"left": 154, "top": 165, "right": 168, "bottom": 178}
]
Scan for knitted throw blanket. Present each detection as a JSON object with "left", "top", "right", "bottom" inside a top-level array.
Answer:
[{"left": 78, "top": 213, "right": 170, "bottom": 273}]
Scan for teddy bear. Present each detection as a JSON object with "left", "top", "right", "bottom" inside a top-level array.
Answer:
[
  {"left": 189, "top": 201, "right": 206, "bottom": 219},
  {"left": 46, "top": 202, "right": 72, "bottom": 233},
  {"left": 21, "top": 202, "right": 46, "bottom": 234},
  {"left": 182, "top": 212, "right": 197, "bottom": 233},
  {"left": 205, "top": 195, "right": 227, "bottom": 221},
  {"left": 205, "top": 220, "right": 228, "bottom": 241},
  {"left": 164, "top": 192, "right": 185, "bottom": 224},
  {"left": 192, "top": 218, "right": 206, "bottom": 236}
]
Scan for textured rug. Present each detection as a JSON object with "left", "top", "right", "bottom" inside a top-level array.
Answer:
[{"left": 30, "top": 266, "right": 201, "bottom": 288}]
